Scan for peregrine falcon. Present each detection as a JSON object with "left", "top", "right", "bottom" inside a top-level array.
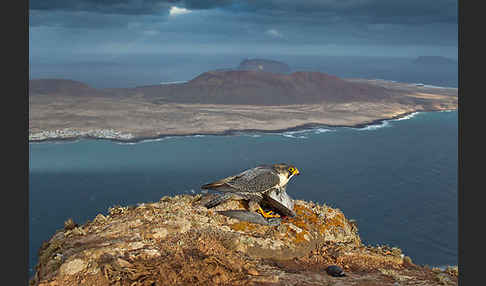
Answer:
[{"left": 201, "top": 163, "right": 300, "bottom": 218}]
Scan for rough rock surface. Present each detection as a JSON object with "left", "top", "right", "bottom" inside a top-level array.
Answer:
[{"left": 30, "top": 194, "right": 458, "bottom": 286}]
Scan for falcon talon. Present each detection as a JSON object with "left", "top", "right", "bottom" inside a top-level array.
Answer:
[{"left": 257, "top": 208, "right": 281, "bottom": 218}]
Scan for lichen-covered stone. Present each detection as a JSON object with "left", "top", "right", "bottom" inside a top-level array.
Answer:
[
  {"left": 30, "top": 194, "right": 458, "bottom": 286},
  {"left": 59, "top": 259, "right": 87, "bottom": 276}
]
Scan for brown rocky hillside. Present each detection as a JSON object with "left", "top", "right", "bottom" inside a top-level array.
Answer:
[
  {"left": 135, "top": 70, "right": 400, "bottom": 105},
  {"left": 30, "top": 194, "right": 458, "bottom": 286}
]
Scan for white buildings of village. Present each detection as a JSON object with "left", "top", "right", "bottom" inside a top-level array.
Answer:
[{"left": 29, "top": 128, "right": 134, "bottom": 141}]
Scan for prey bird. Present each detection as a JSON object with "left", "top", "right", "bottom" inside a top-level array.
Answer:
[{"left": 201, "top": 163, "right": 300, "bottom": 218}]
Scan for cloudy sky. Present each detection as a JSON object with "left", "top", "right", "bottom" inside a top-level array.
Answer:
[{"left": 29, "top": 0, "right": 458, "bottom": 62}]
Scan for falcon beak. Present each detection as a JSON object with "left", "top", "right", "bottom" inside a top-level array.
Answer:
[{"left": 294, "top": 168, "right": 300, "bottom": 176}]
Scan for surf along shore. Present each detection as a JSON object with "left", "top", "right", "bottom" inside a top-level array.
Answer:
[
  {"left": 28, "top": 109, "right": 442, "bottom": 144},
  {"left": 29, "top": 75, "right": 457, "bottom": 143}
]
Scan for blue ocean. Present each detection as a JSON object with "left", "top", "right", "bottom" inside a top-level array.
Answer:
[{"left": 29, "top": 110, "right": 457, "bottom": 275}]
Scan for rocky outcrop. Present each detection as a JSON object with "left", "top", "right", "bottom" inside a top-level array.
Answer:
[{"left": 30, "top": 194, "right": 458, "bottom": 286}]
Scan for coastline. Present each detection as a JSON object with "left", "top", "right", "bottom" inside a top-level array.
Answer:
[{"left": 29, "top": 108, "right": 456, "bottom": 144}]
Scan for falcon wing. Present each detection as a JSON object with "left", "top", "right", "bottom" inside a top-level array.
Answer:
[
  {"left": 226, "top": 167, "right": 280, "bottom": 193},
  {"left": 201, "top": 166, "right": 280, "bottom": 194},
  {"left": 201, "top": 168, "right": 253, "bottom": 190}
]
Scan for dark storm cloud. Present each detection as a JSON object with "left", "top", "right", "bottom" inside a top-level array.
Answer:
[
  {"left": 29, "top": 0, "right": 457, "bottom": 60},
  {"left": 29, "top": 0, "right": 174, "bottom": 15},
  {"left": 248, "top": 0, "right": 457, "bottom": 25},
  {"left": 29, "top": 0, "right": 231, "bottom": 14},
  {"left": 30, "top": 0, "right": 457, "bottom": 25},
  {"left": 28, "top": 10, "right": 152, "bottom": 29}
]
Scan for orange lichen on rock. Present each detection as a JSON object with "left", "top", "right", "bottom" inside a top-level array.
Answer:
[
  {"left": 287, "top": 204, "right": 323, "bottom": 232},
  {"left": 287, "top": 203, "right": 345, "bottom": 239},
  {"left": 30, "top": 194, "right": 458, "bottom": 286},
  {"left": 229, "top": 221, "right": 259, "bottom": 232},
  {"left": 293, "top": 230, "right": 310, "bottom": 244},
  {"left": 325, "top": 212, "right": 345, "bottom": 228}
]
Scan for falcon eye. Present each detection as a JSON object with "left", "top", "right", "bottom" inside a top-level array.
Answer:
[{"left": 288, "top": 167, "right": 294, "bottom": 172}]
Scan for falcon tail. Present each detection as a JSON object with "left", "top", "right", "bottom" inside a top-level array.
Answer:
[
  {"left": 204, "top": 193, "right": 233, "bottom": 208},
  {"left": 201, "top": 182, "right": 225, "bottom": 190},
  {"left": 217, "top": 210, "right": 282, "bottom": 226},
  {"left": 201, "top": 177, "right": 237, "bottom": 191}
]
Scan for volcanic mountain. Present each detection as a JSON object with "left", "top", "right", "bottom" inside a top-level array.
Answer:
[
  {"left": 29, "top": 79, "right": 97, "bottom": 96},
  {"left": 133, "top": 70, "right": 400, "bottom": 105},
  {"left": 29, "top": 70, "right": 457, "bottom": 140}
]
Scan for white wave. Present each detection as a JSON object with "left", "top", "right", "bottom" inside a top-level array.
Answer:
[
  {"left": 282, "top": 133, "right": 308, "bottom": 139},
  {"left": 137, "top": 138, "right": 168, "bottom": 143},
  {"left": 423, "top": 84, "right": 455, "bottom": 89},
  {"left": 117, "top": 134, "right": 208, "bottom": 144},
  {"left": 357, "top": 120, "right": 390, "bottom": 131},
  {"left": 391, "top": 112, "right": 420, "bottom": 121},
  {"left": 159, "top": 80, "right": 187, "bottom": 85},
  {"left": 313, "top": 128, "right": 334, "bottom": 134},
  {"left": 284, "top": 130, "right": 310, "bottom": 135},
  {"left": 280, "top": 129, "right": 312, "bottom": 139},
  {"left": 412, "top": 82, "right": 456, "bottom": 89},
  {"left": 116, "top": 137, "right": 172, "bottom": 145},
  {"left": 115, "top": 142, "right": 138, "bottom": 145},
  {"left": 262, "top": 126, "right": 335, "bottom": 138}
]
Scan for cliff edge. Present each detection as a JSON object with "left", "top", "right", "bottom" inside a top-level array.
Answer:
[{"left": 30, "top": 194, "right": 458, "bottom": 286}]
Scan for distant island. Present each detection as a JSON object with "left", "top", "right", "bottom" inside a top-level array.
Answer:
[
  {"left": 413, "top": 56, "right": 457, "bottom": 65},
  {"left": 238, "top": 58, "right": 291, "bottom": 74},
  {"left": 29, "top": 63, "right": 458, "bottom": 142}
]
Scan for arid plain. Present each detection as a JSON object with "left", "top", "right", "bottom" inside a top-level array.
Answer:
[{"left": 29, "top": 71, "right": 457, "bottom": 141}]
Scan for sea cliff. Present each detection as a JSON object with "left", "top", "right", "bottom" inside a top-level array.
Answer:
[{"left": 30, "top": 194, "right": 458, "bottom": 285}]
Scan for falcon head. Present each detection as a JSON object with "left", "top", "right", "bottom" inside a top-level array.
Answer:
[{"left": 272, "top": 163, "right": 300, "bottom": 179}]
